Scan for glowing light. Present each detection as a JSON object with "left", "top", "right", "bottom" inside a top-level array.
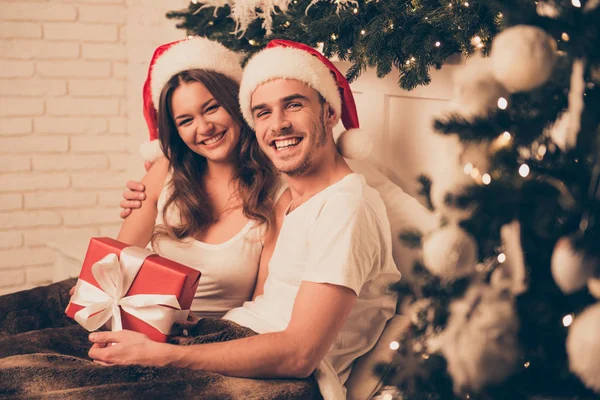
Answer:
[
  {"left": 497, "top": 97, "right": 508, "bottom": 109},
  {"left": 482, "top": 174, "right": 492, "bottom": 185},
  {"left": 470, "top": 167, "right": 481, "bottom": 180},
  {"left": 519, "top": 164, "right": 530, "bottom": 178},
  {"left": 360, "top": 29, "right": 366, "bottom": 35},
  {"left": 390, "top": 341, "right": 400, "bottom": 350},
  {"left": 187, "top": 35, "right": 194, "bottom": 39},
  {"left": 435, "top": 41, "right": 441, "bottom": 47},
  {"left": 524, "top": 361, "right": 531, "bottom": 368},
  {"left": 572, "top": 0, "right": 581, "bottom": 7},
  {"left": 563, "top": 314, "right": 573, "bottom": 327},
  {"left": 464, "top": 1, "right": 469, "bottom": 6},
  {"left": 248, "top": 39, "right": 257, "bottom": 46},
  {"left": 192, "top": 0, "right": 198, "bottom": 3},
  {"left": 503, "top": 131, "right": 511, "bottom": 140},
  {"left": 463, "top": 162, "right": 474, "bottom": 174},
  {"left": 353, "top": 7, "right": 359, "bottom": 13},
  {"left": 561, "top": 32, "right": 570, "bottom": 42},
  {"left": 382, "top": 395, "right": 393, "bottom": 400},
  {"left": 284, "top": 21, "right": 291, "bottom": 27},
  {"left": 497, "top": 253, "right": 506, "bottom": 263},
  {"left": 411, "top": 57, "right": 416, "bottom": 62},
  {"left": 331, "top": 33, "right": 337, "bottom": 40}
]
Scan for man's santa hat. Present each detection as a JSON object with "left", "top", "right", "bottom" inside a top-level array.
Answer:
[
  {"left": 140, "top": 37, "right": 243, "bottom": 162},
  {"left": 239, "top": 39, "right": 372, "bottom": 159}
]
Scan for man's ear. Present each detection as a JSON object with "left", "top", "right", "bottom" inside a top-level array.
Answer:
[{"left": 323, "top": 103, "right": 338, "bottom": 129}]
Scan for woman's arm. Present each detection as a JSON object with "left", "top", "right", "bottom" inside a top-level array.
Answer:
[
  {"left": 252, "top": 188, "right": 291, "bottom": 299},
  {"left": 116, "top": 157, "right": 169, "bottom": 248}
]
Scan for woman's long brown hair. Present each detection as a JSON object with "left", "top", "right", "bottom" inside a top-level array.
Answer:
[{"left": 151, "top": 69, "right": 279, "bottom": 246}]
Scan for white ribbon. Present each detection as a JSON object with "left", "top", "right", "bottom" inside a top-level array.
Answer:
[{"left": 71, "top": 246, "right": 189, "bottom": 335}]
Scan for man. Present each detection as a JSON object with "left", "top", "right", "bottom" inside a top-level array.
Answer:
[{"left": 92, "top": 40, "right": 400, "bottom": 399}]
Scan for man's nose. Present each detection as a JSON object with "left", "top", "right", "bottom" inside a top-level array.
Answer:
[{"left": 270, "top": 109, "right": 291, "bottom": 134}]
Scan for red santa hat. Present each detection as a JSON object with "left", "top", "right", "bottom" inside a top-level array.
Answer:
[
  {"left": 238, "top": 39, "right": 371, "bottom": 159},
  {"left": 140, "top": 37, "right": 243, "bottom": 162}
]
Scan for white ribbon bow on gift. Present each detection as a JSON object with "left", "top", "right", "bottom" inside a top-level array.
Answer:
[{"left": 71, "top": 246, "right": 189, "bottom": 335}]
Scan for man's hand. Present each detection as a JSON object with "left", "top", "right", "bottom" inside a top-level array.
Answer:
[
  {"left": 88, "top": 330, "right": 167, "bottom": 366},
  {"left": 120, "top": 181, "right": 147, "bottom": 219}
]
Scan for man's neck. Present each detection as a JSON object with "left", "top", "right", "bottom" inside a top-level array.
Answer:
[{"left": 285, "top": 152, "right": 353, "bottom": 211}]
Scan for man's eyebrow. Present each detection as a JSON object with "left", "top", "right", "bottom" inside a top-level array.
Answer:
[
  {"left": 174, "top": 98, "right": 215, "bottom": 120},
  {"left": 282, "top": 94, "right": 310, "bottom": 103},
  {"left": 251, "top": 103, "right": 268, "bottom": 114}
]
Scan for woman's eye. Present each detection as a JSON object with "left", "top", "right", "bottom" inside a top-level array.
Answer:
[
  {"left": 178, "top": 119, "right": 192, "bottom": 127},
  {"left": 205, "top": 104, "right": 220, "bottom": 114}
]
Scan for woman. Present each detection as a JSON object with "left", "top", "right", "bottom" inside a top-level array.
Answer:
[
  {"left": 116, "top": 37, "right": 289, "bottom": 319},
  {"left": 0, "top": 37, "right": 290, "bottom": 335}
]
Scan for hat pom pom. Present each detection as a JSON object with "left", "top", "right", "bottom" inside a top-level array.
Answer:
[
  {"left": 336, "top": 128, "right": 372, "bottom": 160},
  {"left": 139, "top": 139, "right": 164, "bottom": 163}
]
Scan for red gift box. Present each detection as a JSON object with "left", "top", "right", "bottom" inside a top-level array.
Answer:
[{"left": 66, "top": 237, "right": 201, "bottom": 342}]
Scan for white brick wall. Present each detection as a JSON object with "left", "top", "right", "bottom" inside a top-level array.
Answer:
[{"left": 0, "top": 0, "right": 186, "bottom": 294}]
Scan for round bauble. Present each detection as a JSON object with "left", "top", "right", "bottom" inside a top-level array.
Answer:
[
  {"left": 567, "top": 303, "right": 600, "bottom": 393},
  {"left": 431, "top": 284, "right": 520, "bottom": 394},
  {"left": 422, "top": 224, "right": 478, "bottom": 279},
  {"left": 491, "top": 25, "right": 557, "bottom": 93},
  {"left": 451, "top": 56, "right": 509, "bottom": 118},
  {"left": 551, "top": 237, "right": 596, "bottom": 294},
  {"left": 588, "top": 277, "right": 600, "bottom": 299}
]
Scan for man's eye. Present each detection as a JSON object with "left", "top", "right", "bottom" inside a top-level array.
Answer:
[
  {"left": 256, "top": 110, "right": 271, "bottom": 118},
  {"left": 287, "top": 103, "right": 301, "bottom": 109}
]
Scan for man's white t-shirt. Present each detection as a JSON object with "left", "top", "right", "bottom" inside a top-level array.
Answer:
[{"left": 224, "top": 173, "right": 400, "bottom": 399}]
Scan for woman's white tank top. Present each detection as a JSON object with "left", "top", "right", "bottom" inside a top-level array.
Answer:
[{"left": 151, "top": 176, "right": 284, "bottom": 318}]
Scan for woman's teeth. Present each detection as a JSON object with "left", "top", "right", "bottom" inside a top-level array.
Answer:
[
  {"left": 274, "top": 138, "right": 301, "bottom": 150},
  {"left": 203, "top": 132, "right": 225, "bottom": 145}
]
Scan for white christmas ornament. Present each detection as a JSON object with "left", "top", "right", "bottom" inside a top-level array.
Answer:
[
  {"left": 588, "top": 277, "right": 600, "bottom": 299},
  {"left": 422, "top": 224, "right": 478, "bottom": 279},
  {"left": 451, "top": 55, "right": 509, "bottom": 118},
  {"left": 491, "top": 25, "right": 557, "bottom": 93},
  {"left": 567, "top": 303, "right": 600, "bottom": 393},
  {"left": 428, "top": 284, "right": 520, "bottom": 394},
  {"left": 551, "top": 236, "right": 596, "bottom": 294}
]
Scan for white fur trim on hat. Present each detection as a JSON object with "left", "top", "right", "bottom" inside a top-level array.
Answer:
[
  {"left": 337, "top": 128, "right": 372, "bottom": 160},
  {"left": 151, "top": 38, "right": 243, "bottom": 109},
  {"left": 239, "top": 46, "right": 342, "bottom": 127},
  {"left": 139, "top": 139, "right": 164, "bottom": 163}
]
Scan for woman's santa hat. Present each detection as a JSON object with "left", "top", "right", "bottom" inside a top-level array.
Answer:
[
  {"left": 140, "top": 37, "right": 243, "bottom": 162},
  {"left": 239, "top": 39, "right": 372, "bottom": 159}
]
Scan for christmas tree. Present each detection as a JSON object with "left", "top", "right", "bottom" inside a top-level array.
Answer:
[
  {"left": 387, "top": 0, "right": 600, "bottom": 399},
  {"left": 167, "top": 0, "right": 503, "bottom": 89}
]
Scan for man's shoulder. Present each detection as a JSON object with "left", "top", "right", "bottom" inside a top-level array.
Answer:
[{"left": 317, "top": 174, "right": 388, "bottom": 226}]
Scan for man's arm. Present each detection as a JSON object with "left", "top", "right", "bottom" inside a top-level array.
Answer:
[
  {"left": 88, "top": 280, "right": 356, "bottom": 378},
  {"left": 116, "top": 157, "right": 168, "bottom": 247}
]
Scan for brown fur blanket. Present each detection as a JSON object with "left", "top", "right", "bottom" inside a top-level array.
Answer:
[{"left": 0, "top": 280, "right": 322, "bottom": 400}]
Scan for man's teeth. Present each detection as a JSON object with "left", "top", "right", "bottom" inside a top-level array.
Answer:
[
  {"left": 203, "top": 132, "right": 225, "bottom": 145},
  {"left": 274, "top": 138, "right": 301, "bottom": 150}
]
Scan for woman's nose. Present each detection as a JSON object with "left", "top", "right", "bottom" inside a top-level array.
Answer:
[{"left": 196, "top": 117, "right": 215, "bottom": 136}]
